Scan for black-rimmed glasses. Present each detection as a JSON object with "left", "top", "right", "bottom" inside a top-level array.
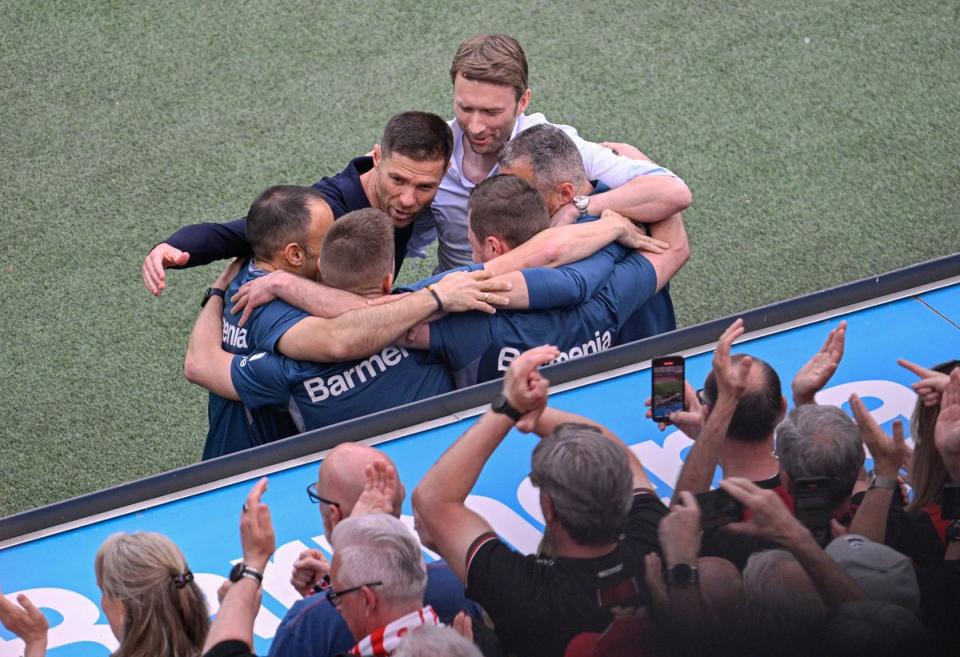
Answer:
[
  {"left": 306, "top": 482, "right": 341, "bottom": 509},
  {"left": 326, "top": 581, "right": 382, "bottom": 607}
]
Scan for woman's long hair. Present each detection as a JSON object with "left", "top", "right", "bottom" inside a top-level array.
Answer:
[{"left": 95, "top": 532, "right": 209, "bottom": 657}]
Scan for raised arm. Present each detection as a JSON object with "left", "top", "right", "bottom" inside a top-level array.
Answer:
[
  {"left": 203, "top": 478, "right": 275, "bottom": 652},
  {"left": 642, "top": 212, "right": 691, "bottom": 291},
  {"left": 671, "top": 319, "right": 751, "bottom": 502},
  {"left": 412, "top": 346, "right": 558, "bottom": 582},
  {"left": 276, "top": 270, "right": 510, "bottom": 362},
  {"left": 721, "top": 478, "right": 862, "bottom": 609},
  {"left": 142, "top": 218, "right": 251, "bottom": 296},
  {"left": 847, "top": 395, "right": 908, "bottom": 542},
  {"left": 532, "top": 406, "right": 654, "bottom": 490},
  {"left": 792, "top": 321, "right": 847, "bottom": 406},
  {"left": 184, "top": 262, "right": 242, "bottom": 400}
]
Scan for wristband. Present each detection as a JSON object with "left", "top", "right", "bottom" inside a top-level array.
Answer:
[
  {"left": 426, "top": 284, "right": 444, "bottom": 311},
  {"left": 868, "top": 472, "right": 898, "bottom": 491},
  {"left": 201, "top": 287, "right": 226, "bottom": 308}
]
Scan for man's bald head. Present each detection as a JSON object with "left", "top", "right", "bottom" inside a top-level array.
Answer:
[
  {"left": 316, "top": 443, "right": 405, "bottom": 525},
  {"left": 702, "top": 355, "right": 784, "bottom": 443}
]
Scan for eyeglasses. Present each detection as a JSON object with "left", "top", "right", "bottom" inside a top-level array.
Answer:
[
  {"left": 306, "top": 482, "right": 341, "bottom": 509},
  {"left": 326, "top": 581, "right": 382, "bottom": 608}
]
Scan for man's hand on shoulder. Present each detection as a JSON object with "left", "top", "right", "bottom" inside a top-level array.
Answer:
[
  {"left": 142, "top": 243, "right": 190, "bottom": 296},
  {"left": 601, "top": 208, "right": 669, "bottom": 253},
  {"left": 230, "top": 269, "right": 290, "bottom": 327},
  {"left": 599, "top": 141, "right": 652, "bottom": 162}
]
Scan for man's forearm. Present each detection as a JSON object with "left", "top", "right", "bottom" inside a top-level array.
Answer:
[
  {"left": 272, "top": 274, "right": 369, "bottom": 318},
  {"left": 646, "top": 213, "right": 690, "bottom": 291},
  {"left": 534, "top": 407, "right": 652, "bottom": 489},
  {"left": 484, "top": 220, "right": 624, "bottom": 274},
  {"left": 789, "top": 530, "right": 862, "bottom": 608},
  {"left": 166, "top": 219, "right": 251, "bottom": 267},
  {"left": 847, "top": 488, "right": 894, "bottom": 543},
  {"left": 415, "top": 411, "right": 514, "bottom": 509},
  {"left": 202, "top": 578, "right": 260, "bottom": 652},
  {"left": 587, "top": 176, "right": 691, "bottom": 224},
  {"left": 278, "top": 288, "right": 440, "bottom": 362},
  {"left": 671, "top": 396, "right": 738, "bottom": 503}
]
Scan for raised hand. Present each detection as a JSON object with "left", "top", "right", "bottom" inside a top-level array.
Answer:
[
  {"left": 792, "top": 321, "right": 846, "bottom": 405},
  {"left": 935, "top": 368, "right": 960, "bottom": 481},
  {"left": 659, "top": 491, "right": 702, "bottom": 567},
  {"left": 898, "top": 358, "right": 952, "bottom": 407},
  {"left": 240, "top": 478, "right": 276, "bottom": 572},
  {"left": 849, "top": 393, "right": 908, "bottom": 478},
  {"left": 432, "top": 270, "right": 512, "bottom": 314},
  {"left": 142, "top": 243, "right": 190, "bottom": 296},
  {"left": 712, "top": 319, "right": 752, "bottom": 403},
  {"left": 0, "top": 591, "right": 48, "bottom": 657},
  {"left": 645, "top": 380, "right": 703, "bottom": 437},
  {"left": 351, "top": 461, "right": 399, "bottom": 518},
  {"left": 503, "top": 345, "right": 559, "bottom": 432}
]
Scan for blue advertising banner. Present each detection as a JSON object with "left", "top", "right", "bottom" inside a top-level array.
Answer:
[{"left": 1, "top": 280, "right": 958, "bottom": 656}]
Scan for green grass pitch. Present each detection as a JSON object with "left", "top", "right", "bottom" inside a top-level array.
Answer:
[{"left": 1, "top": 0, "right": 957, "bottom": 517}]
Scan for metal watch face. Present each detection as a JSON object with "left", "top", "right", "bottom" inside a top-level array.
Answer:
[{"left": 666, "top": 563, "right": 696, "bottom": 585}]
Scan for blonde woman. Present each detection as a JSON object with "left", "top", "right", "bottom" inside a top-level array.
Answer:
[{"left": 0, "top": 532, "right": 209, "bottom": 657}]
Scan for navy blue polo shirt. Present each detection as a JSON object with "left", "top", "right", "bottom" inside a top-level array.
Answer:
[
  {"left": 428, "top": 251, "right": 658, "bottom": 387},
  {"left": 230, "top": 345, "right": 454, "bottom": 431},
  {"left": 202, "top": 260, "right": 309, "bottom": 459}
]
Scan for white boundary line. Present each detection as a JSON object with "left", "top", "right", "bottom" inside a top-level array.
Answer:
[{"left": 3, "top": 276, "right": 957, "bottom": 550}]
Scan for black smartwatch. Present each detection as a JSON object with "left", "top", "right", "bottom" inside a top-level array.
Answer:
[
  {"left": 491, "top": 393, "right": 524, "bottom": 422},
  {"left": 201, "top": 287, "right": 226, "bottom": 308},
  {"left": 664, "top": 562, "right": 699, "bottom": 586},
  {"left": 229, "top": 562, "right": 264, "bottom": 586}
]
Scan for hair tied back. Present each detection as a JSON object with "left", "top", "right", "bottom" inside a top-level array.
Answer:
[{"left": 171, "top": 570, "right": 194, "bottom": 589}]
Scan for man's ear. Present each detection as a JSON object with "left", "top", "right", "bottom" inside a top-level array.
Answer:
[
  {"left": 779, "top": 396, "right": 788, "bottom": 419},
  {"left": 282, "top": 242, "right": 305, "bottom": 268},
  {"left": 381, "top": 272, "right": 394, "bottom": 295},
  {"left": 372, "top": 144, "right": 382, "bottom": 167},
  {"left": 326, "top": 503, "right": 344, "bottom": 530},
  {"left": 555, "top": 181, "right": 576, "bottom": 206},
  {"left": 541, "top": 492, "right": 557, "bottom": 523},
  {"left": 487, "top": 235, "right": 507, "bottom": 257},
  {"left": 362, "top": 584, "right": 378, "bottom": 614},
  {"left": 517, "top": 88, "right": 532, "bottom": 116}
]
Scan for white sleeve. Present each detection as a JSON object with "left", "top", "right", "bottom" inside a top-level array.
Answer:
[{"left": 552, "top": 122, "right": 680, "bottom": 187}]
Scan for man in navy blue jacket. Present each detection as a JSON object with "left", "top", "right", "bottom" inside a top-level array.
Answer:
[{"left": 142, "top": 111, "right": 453, "bottom": 295}]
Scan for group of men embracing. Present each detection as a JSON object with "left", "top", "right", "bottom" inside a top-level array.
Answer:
[{"left": 143, "top": 34, "right": 691, "bottom": 458}]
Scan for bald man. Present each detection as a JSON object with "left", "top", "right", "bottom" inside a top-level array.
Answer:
[{"left": 269, "top": 443, "right": 486, "bottom": 657}]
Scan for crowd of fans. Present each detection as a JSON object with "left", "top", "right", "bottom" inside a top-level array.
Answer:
[{"left": 2, "top": 329, "right": 959, "bottom": 656}]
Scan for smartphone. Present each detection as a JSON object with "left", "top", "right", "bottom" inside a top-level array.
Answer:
[
  {"left": 696, "top": 488, "right": 744, "bottom": 529},
  {"left": 793, "top": 477, "right": 833, "bottom": 547},
  {"left": 651, "top": 356, "right": 685, "bottom": 422},
  {"left": 942, "top": 482, "right": 960, "bottom": 520}
]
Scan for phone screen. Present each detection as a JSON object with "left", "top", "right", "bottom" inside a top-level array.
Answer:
[{"left": 651, "top": 356, "right": 685, "bottom": 422}]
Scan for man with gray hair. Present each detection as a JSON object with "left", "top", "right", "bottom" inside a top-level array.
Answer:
[
  {"left": 412, "top": 346, "right": 667, "bottom": 657},
  {"left": 394, "top": 625, "right": 482, "bottom": 657},
  {"left": 498, "top": 123, "right": 689, "bottom": 343},
  {"left": 328, "top": 513, "right": 439, "bottom": 656}
]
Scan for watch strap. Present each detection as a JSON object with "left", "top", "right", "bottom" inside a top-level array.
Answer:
[
  {"left": 664, "top": 563, "right": 699, "bottom": 586},
  {"left": 491, "top": 393, "right": 524, "bottom": 422},
  {"left": 572, "top": 195, "right": 590, "bottom": 218},
  {"left": 201, "top": 287, "right": 226, "bottom": 308},
  {"left": 869, "top": 473, "right": 898, "bottom": 491}
]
